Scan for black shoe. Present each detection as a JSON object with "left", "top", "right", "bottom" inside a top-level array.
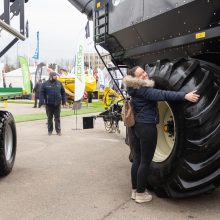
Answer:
[
  {"left": 33, "top": 106, "right": 37, "bottom": 108},
  {"left": 48, "top": 132, "right": 52, "bottom": 136},
  {"left": 57, "top": 132, "right": 62, "bottom": 136}
]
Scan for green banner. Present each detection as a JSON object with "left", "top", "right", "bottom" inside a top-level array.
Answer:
[{"left": 19, "top": 56, "right": 31, "bottom": 95}]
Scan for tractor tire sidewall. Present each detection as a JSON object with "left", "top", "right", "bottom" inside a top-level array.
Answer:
[{"left": 0, "top": 112, "right": 17, "bottom": 176}]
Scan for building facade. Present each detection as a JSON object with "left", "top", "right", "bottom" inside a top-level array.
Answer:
[{"left": 84, "top": 52, "right": 111, "bottom": 69}]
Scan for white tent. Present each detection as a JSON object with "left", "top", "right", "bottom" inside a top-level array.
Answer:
[
  {"left": 0, "top": 63, "right": 4, "bottom": 85},
  {"left": 2, "top": 66, "right": 49, "bottom": 89},
  {"left": 2, "top": 67, "right": 36, "bottom": 88}
]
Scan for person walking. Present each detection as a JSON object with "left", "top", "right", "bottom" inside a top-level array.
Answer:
[
  {"left": 123, "top": 66, "right": 200, "bottom": 204},
  {"left": 33, "top": 79, "right": 42, "bottom": 108},
  {"left": 39, "top": 72, "right": 66, "bottom": 136}
]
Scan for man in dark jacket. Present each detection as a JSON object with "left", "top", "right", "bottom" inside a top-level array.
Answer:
[
  {"left": 33, "top": 80, "right": 42, "bottom": 108},
  {"left": 39, "top": 72, "right": 66, "bottom": 136}
]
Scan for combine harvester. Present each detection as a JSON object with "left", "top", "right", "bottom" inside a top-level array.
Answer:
[{"left": 68, "top": 0, "right": 220, "bottom": 198}]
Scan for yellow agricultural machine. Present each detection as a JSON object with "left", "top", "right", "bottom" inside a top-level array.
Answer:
[
  {"left": 34, "top": 63, "right": 97, "bottom": 104},
  {"left": 102, "top": 86, "right": 123, "bottom": 109},
  {"left": 58, "top": 74, "right": 97, "bottom": 104}
]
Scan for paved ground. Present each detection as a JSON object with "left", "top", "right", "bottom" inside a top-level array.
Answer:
[
  {"left": 0, "top": 103, "right": 67, "bottom": 115},
  {"left": 0, "top": 113, "right": 219, "bottom": 219}
]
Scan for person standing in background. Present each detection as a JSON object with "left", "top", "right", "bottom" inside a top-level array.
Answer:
[
  {"left": 60, "top": 67, "right": 69, "bottom": 77},
  {"left": 29, "top": 79, "right": 33, "bottom": 100},
  {"left": 33, "top": 80, "right": 42, "bottom": 108},
  {"left": 39, "top": 72, "right": 66, "bottom": 136}
]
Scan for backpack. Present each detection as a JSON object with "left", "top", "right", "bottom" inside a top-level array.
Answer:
[{"left": 121, "top": 99, "right": 135, "bottom": 127}]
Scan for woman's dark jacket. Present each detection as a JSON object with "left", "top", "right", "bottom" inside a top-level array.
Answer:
[{"left": 123, "top": 75, "right": 186, "bottom": 124}]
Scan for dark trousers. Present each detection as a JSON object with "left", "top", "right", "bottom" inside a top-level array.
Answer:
[
  {"left": 46, "top": 105, "right": 61, "bottom": 133},
  {"left": 34, "top": 96, "right": 39, "bottom": 107},
  {"left": 130, "top": 123, "right": 157, "bottom": 193}
]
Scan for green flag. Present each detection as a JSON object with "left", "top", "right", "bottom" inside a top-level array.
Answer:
[{"left": 19, "top": 56, "right": 31, "bottom": 94}]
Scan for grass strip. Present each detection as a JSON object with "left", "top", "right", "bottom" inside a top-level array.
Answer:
[
  {"left": 14, "top": 102, "right": 104, "bottom": 123},
  {"left": 8, "top": 100, "right": 103, "bottom": 105},
  {"left": 8, "top": 100, "right": 34, "bottom": 104}
]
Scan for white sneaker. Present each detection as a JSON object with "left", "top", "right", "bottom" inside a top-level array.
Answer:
[
  {"left": 131, "top": 189, "right": 136, "bottom": 200},
  {"left": 135, "top": 191, "right": 152, "bottom": 203}
]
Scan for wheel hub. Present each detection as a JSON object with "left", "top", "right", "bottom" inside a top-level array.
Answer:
[
  {"left": 163, "top": 119, "right": 174, "bottom": 137},
  {"left": 4, "top": 124, "right": 13, "bottom": 161},
  {"left": 153, "top": 102, "right": 176, "bottom": 163}
]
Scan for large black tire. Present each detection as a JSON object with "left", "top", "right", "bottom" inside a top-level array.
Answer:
[
  {"left": 0, "top": 111, "right": 17, "bottom": 176},
  {"left": 129, "top": 58, "right": 220, "bottom": 198}
]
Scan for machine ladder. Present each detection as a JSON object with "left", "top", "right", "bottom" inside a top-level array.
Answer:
[{"left": 94, "top": 2, "right": 126, "bottom": 99}]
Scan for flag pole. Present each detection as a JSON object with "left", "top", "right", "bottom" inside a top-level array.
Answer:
[{"left": 72, "top": 21, "right": 88, "bottom": 131}]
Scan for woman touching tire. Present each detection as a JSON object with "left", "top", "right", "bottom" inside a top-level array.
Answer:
[{"left": 123, "top": 66, "right": 200, "bottom": 203}]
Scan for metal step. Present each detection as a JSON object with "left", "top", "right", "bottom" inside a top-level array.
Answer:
[
  {"left": 111, "top": 78, "right": 123, "bottom": 81},
  {"left": 95, "top": 23, "right": 108, "bottom": 29},
  {"left": 101, "top": 54, "right": 110, "bottom": 58},
  {"left": 95, "top": 14, "right": 106, "bottom": 20},
  {"left": 107, "top": 67, "right": 120, "bottom": 71},
  {"left": 94, "top": 33, "right": 106, "bottom": 38},
  {"left": 95, "top": 41, "right": 106, "bottom": 45}
]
